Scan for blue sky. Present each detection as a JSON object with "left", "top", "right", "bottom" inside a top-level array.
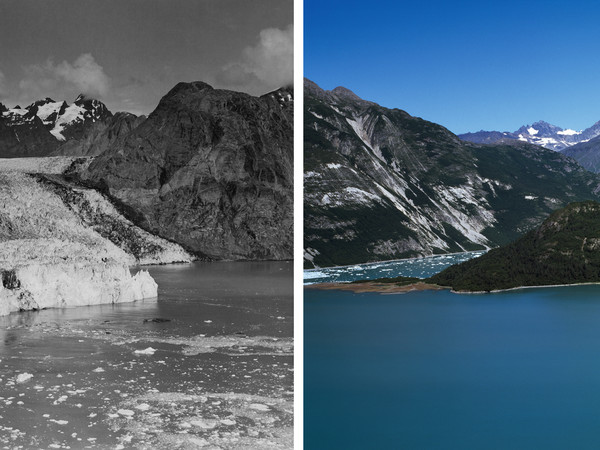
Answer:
[{"left": 305, "top": 0, "right": 600, "bottom": 134}]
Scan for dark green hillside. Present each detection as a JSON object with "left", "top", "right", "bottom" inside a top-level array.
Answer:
[{"left": 428, "top": 201, "right": 600, "bottom": 291}]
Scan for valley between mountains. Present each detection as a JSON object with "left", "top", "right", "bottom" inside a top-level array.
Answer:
[
  {"left": 0, "top": 82, "right": 293, "bottom": 314},
  {"left": 304, "top": 78, "right": 600, "bottom": 269}
]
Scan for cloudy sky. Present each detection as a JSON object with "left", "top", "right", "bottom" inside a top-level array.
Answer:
[{"left": 0, "top": 0, "right": 293, "bottom": 115}]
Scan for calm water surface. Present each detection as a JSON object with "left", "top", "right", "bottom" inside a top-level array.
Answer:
[
  {"left": 305, "top": 256, "right": 600, "bottom": 449},
  {"left": 0, "top": 261, "right": 293, "bottom": 449}
]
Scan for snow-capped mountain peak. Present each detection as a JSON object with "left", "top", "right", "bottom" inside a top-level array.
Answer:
[
  {"left": 461, "top": 119, "right": 600, "bottom": 151},
  {"left": 1, "top": 94, "right": 113, "bottom": 143}
]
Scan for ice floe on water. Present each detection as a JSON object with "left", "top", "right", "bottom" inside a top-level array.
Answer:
[
  {"left": 304, "top": 251, "right": 486, "bottom": 284},
  {"left": 0, "top": 261, "right": 292, "bottom": 449},
  {"left": 106, "top": 391, "right": 293, "bottom": 449}
]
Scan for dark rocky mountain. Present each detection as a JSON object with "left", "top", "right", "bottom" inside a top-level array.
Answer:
[
  {"left": 0, "top": 104, "right": 59, "bottom": 157},
  {"left": 561, "top": 134, "right": 600, "bottom": 173},
  {"left": 304, "top": 78, "right": 600, "bottom": 268},
  {"left": 459, "top": 120, "right": 600, "bottom": 151},
  {"left": 78, "top": 81, "right": 293, "bottom": 261},
  {"left": 53, "top": 112, "right": 146, "bottom": 157},
  {"left": 428, "top": 201, "right": 600, "bottom": 291},
  {"left": 54, "top": 94, "right": 113, "bottom": 141}
]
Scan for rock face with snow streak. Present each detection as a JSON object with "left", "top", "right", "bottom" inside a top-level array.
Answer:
[{"left": 304, "top": 78, "right": 600, "bottom": 267}]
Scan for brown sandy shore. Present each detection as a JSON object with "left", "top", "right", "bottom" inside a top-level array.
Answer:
[
  {"left": 305, "top": 281, "right": 448, "bottom": 294},
  {"left": 306, "top": 280, "right": 600, "bottom": 295}
]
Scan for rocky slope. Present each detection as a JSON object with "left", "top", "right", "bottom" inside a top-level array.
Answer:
[
  {"left": 304, "top": 78, "right": 600, "bottom": 267},
  {"left": 79, "top": 81, "right": 293, "bottom": 261},
  {"left": 459, "top": 120, "right": 600, "bottom": 151},
  {"left": 560, "top": 135, "right": 600, "bottom": 173},
  {"left": 428, "top": 201, "right": 600, "bottom": 291}
]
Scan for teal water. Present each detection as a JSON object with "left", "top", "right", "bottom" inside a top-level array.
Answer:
[{"left": 305, "top": 261, "right": 600, "bottom": 449}]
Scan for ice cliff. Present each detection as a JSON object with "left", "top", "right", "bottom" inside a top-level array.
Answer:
[{"left": 0, "top": 168, "right": 191, "bottom": 315}]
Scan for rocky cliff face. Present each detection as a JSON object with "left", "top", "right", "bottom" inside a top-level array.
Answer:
[
  {"left": 304, "top": 78, "right": 600, "bottom": 267},
  {"left": 560, "top": 135, "right": 600, "bottom": 173},
  {"left": 52, "top": 112, "right": 146, "bottom": 157},
  {"left": 80, "top": 82, "right": 293, "bottom": 260}
]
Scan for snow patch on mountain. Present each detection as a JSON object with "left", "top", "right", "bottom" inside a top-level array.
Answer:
[
  {"left": 51, "top": 104, "right": 86, "bottom": 140},
  {"left": 557, "top": 129, "right": 581, "bottom": 136},
  {"left": 36, "top": 101, "right": 65, "bottom": 125}
]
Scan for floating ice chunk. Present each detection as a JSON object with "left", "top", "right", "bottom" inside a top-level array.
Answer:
[
  {"left": 49, "top": 419, "right": 69, "bottom": 425},
  {"left": 117, "top": 409, "right": 135, "bottom": 417},
  {"left": 135, "top": 403, "right": 150, "bottom": 411},
  {"left": 134, "top": 347, "right": 156, "bottom": 355},
  {"left": 92, "top": 367, "right": 105, "bottom": 373},
  {"left": 220, "top": 419, "right": 236, "bottom": 426},
  {"left": 204, "top": 320, "right": 212, "bottom": 323},
  {"left": 190, "top": 419, "right": 217, "bottom": 429},
  {"left": 15, "top": 373, "right": 33, "bottom": 383},
  {"left": 249, "top": 403, "right": 270, "bottom": 411}
]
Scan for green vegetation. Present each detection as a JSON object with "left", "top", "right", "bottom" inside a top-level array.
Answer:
[{"left": 428, "top": 201, "right": 600, "bottom": 291}]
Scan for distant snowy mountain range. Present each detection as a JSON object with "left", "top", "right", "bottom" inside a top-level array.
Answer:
[
  {"left": 459, "top": 120, "right": 600, "bottom": 151},
  {"left": 0, "top": 95, "right": 143, "bottom": 158},
  {"left": 2, "top": 94, "right": 111, "bottom": 140}
]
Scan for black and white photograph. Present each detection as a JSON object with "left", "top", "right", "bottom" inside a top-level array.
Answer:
[{"left": 0, "top": 0, "right": 293, "bottom": 447}]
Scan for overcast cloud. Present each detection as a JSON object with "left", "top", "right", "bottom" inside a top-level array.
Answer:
[
  {"left": 216, "top": 24, "right": 293, "bottom": 94},
  {"left": 17, "top": 53, "right": 110, "bottom": 104}
]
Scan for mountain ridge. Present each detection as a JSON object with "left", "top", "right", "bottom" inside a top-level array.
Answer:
[
  {"left": 459, "top": 119, "right": 600, "bottom": 151},
  {"left": 77, "top": 81, "right": 294, "bottom": 261},
  {"left": 304, "top": 78, "right": 600, "bottom": 268}
]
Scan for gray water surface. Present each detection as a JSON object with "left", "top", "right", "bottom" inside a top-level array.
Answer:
[{"left": 0, "top": 261, "right": 293, "bottom": 449}]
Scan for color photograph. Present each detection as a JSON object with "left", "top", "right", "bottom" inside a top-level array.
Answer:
[{"left": 304, "top": 0, "right": 600, "bottom": 448}]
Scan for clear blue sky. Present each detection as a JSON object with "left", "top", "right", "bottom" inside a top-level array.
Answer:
[{"left": 305, "top": 0, "right": 600, "bottom": 134}]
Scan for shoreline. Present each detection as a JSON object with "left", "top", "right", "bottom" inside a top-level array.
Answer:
[
  {"left": 455, "top": 281, "right": 600, "bottom": 294},
  {"left": 307, "top": 280, "right": 600, "bottom": 295},
  {"left": 305, "top": 281, "right": 448, "bottom": 294}
]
